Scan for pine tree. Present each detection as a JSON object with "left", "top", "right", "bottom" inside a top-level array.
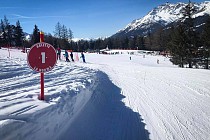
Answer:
[
  {"left": 60, "top": 25, "right": 69, "bottom": 49},
  {"left": 45, "top": 33, "right": 54, "bottom": 46},
  {"left": 120, "top": 37, "right": 129, "bottom": 49},
  {"left": 68, "top": 28, "right": 73, "bottom": 40},
  {"left": 153, "top": 28, "right": 166, "bottom": 51},
  {"left": 61, "top": 25, "right": 68, "bottom": 40},
  {"left": 0, "top": 19, "right": 6, "bottom": 46},
  {"left": 107, "top": 38, "right": 113, "bottom": 49},
  {"left": 145, "top": 31, "right": 153, "bottom": 50},
  {"left": 94, "top": 38, "right": 102, "bottom": 51},
  {"left": 31, "top": 25, "right": 40, "bottom": 44},
  {"left": 113, "top": 38, "right": 121, "bottom": 49},
  {"left": 89, "top": 39, "right": 95, "bottom": 50},
  {"left": 128, "top": 37, "right": 135, "bottom": 49},
  {"left": 181, "top": 0, "right": 198, "bottom": 68},
  {"left": 14, "top": 20, "right": 24, "bottom": 47},
  {"left": 4, "top": 16, "right": 13, "bottom": 46},
  {"left": 168, "top": 24, "right": 188, "bottom": 68},
  {"left": 10, "top": 25, "right": 16, "bottom": 46},
  {"left": 54, "top": 22, "right": 62, "bottom": 38},
  {"left": 201, "top": 16, "right": 210, "bottom": 69},
  {"left": 136, "top": 36, "right": 145, "bottom": 50},
  {"left": 54, "top": 22, "right": 73, "bottom": 49}
]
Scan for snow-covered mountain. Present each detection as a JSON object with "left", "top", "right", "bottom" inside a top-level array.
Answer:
[
  {"left": 23, "top": 32, "right": 31, "bottom": 41},
  {"left": 112, "top": 1, "right": 210, "bottom": 38}
]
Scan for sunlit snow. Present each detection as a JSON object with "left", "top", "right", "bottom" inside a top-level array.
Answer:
[{"left": 0, "top": 48, "right": 210, "bottom": 140}]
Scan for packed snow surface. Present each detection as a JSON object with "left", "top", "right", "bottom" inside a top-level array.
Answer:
[{"left": 0, "top": 48, "right": 210, "bottom": 140}]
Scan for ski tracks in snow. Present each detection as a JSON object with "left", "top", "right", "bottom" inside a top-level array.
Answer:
[
  {"left": 0, "top": 56, "right": 98, "bottom": 139},
  {"left": 59, "top": 71, "right": 150, "bottom": 140},
  {"left": 87, "top": 60, "right": 210, "bottom": 140},
  {"left": 1, "top": 51, "right": 210, "bottom": 140}
]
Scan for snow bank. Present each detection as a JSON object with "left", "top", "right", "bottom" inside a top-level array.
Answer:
[{"left": 0, "top": 48, "right": 98, "bottom": 139}]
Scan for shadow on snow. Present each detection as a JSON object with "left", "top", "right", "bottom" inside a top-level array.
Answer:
[{"left": 60, "top": 71, "right": 150, "bottom": 140}]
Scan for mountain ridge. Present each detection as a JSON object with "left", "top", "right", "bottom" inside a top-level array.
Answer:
[{"left": 112, "top": 1, "right": 210, "bottom": 38}]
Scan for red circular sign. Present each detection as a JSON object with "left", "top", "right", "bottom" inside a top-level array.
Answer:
[{"left": 27, "top": 42, "right": 57, "bottom": 72}]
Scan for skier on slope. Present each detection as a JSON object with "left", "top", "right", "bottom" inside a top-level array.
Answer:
[
  {"left": 65, "top": 50, "right": 70, "bottom": 62},
  {"left": 57, "top": 47, "right": 61, "bottom": 60},
  {"left": 70, "top": 52, "right": 74, "bottom": 62},
  {"left": 157, "top": 59, "right": 159, "bottom": 64},
  {"left": 81, "top": 52, "right": 86, "bottom": 63}
]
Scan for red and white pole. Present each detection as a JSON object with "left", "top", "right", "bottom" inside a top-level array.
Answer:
[
  {"left": 40, "top": 31, "right": 44, "bottom": 100},
  {"left": 8, "top": 44, "right": 10, "bottom": 58}
]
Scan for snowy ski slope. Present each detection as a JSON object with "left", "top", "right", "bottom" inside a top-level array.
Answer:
[{"left": 0, "top": 48, "right": 210, "bottom": 140}]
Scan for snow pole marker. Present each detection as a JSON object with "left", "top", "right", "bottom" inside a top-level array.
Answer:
[
  {"left": 40, "top": 31, "right": 44, "bottom": 100},
  {"left": 27, "top": 31, "right": 57, "bottom": 101},
  {"left": 75, "top": 53, "right": 79, "bottom": 61},
  {"left": 8, "top": 44, "right": 10, "bottom": 58}
]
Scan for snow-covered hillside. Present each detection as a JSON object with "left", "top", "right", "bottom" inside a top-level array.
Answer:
[
  {"left": 0, "top": 48, "right": 210, "bottom": 140},
  {"left": 113, "top": 1, "right": 210, "bottom": 37}
]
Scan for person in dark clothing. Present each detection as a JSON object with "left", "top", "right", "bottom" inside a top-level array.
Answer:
[
  {"left": 70, "top": 52, "right": 74, "bottom": 62},
  {"left": 65, "top": 50, "right": 70, "bottom": 62},
  {"left": 81, "top": 52, "right": 86, "bottom": 63},
  {"left": 57, "top": 47, "right": 61, "bottom": 60}
]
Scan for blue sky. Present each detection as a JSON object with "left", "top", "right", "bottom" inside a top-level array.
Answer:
[{"left": 0, "top": 0, "right": 206, "bottom": 39}]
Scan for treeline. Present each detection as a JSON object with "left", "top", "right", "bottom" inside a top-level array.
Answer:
[
  {"left": 25, "top": 22, "right": 74, "bottom": 51},
  {"left": 0, "top": 16, "right": 24, "bottom": 47},
  {"left": 1, "top": 1, "right": 210, "bottom": 69},
  {"left": 0, "top": 15, "right": 169, "bottom": 52},
  {"left": 0, "top": 17, "right": 75, "bottom": 51}
]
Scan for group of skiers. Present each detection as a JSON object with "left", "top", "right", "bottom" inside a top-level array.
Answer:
[
  {"left": 56, "top": 47, "right": 86, "bottom": 63},
  {"left": 64, "top": 50, "right": 74, "bottom": 62}
]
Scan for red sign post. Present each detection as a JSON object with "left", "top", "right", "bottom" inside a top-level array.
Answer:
[{"left": 27, "top": 32, "right": 57, "bottom": 100}]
